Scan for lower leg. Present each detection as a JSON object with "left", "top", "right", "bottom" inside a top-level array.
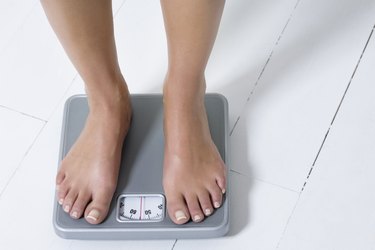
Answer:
[
  {"left": 41, "top": 0, "right": 128, "bottom": 104},
  {"left": 41, "top": 0, "right": 131, "bottom": 224},
  {"left": 160, "top": 0, "right": 226, "bottom": 224}
]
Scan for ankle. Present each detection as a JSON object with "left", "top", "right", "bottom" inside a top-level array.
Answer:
[
  {"left": 86, "top": 78, "right": 131, "bottom": 110},
  {"left": 162, "top": 74, "right": 211, "bottom": 141},
  {"left": 87, "top": 90, "right": 132, "bottom": 139},
  {"left": 163, "top": 73, "right": 206, "bottom": 104}
]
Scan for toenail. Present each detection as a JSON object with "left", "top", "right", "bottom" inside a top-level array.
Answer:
[
  {"left": 214, "top": 202, "right": 221, "bottom": 208},
  {"left": 63, "top": 205, "right": 70, "bottom": 212},
  {"left": 175, "top": 210, "right": 187, "bottom": 221},
  {"left": 222, "top": 189, "right": 226, "bottom": 194},
  {"left": 193, "top": 215, "right": 201, "bottom": 222},
  {"left": 87, "top": 209, "right": 100, "bottom": 221},
  {"left": 58, "top": 198, "right": 64, "bottom": 205},
  {"left": 204, "top": 209, "right": 212, "bottom": 216},
  {"left": 71, "top": 211, "right": 78, "bottom": 219}
]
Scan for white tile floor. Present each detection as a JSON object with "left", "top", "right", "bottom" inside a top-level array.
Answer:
[{"left": 0, "top": 0, "right": 374, "bottom": 249}]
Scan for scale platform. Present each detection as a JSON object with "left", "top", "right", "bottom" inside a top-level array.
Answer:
[{"left": 53, "top": 94, "right": 229, "bottom": 240}]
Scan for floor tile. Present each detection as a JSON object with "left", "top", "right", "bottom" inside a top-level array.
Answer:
[
  {"left": 0, "top": 107, "right": 44, "bottom": 194},
  {"left": 174, "top": 172, "right": 298, "bottom": 250},
  {"left": 70, "top": 239, "right": 174, "bottom": 250},
  {"left": 0, "top": 1, "right": 125, "bottom": 121},
  {"left": 277, "top": 28, "right": 375, "bottom": 250},
  {"left": 230, "top": 0, "right": 375, "bottom": 191},
  {"left": 114, "top": 0, "right": 167, "bottom": 95},
  {"left": 0, "top": 0, "right": 37, "bottom": 53},
  {"left": 114, "top": 0, "right": 298, "bottom": 129},
  {"left": 1, "top": 0, "right": 374, "bottom": 249},
  {"left": 112, "top": 0, "right": 126, "bottom": 14},
  {"left": 0, "top": 102, "right": 66, "bottom": 249},
  {"left": 0, "top": 4, "right": 77, "bottom": 120},
  {"left": 207, "top": 0, "right": 299, "bottom": 129}
]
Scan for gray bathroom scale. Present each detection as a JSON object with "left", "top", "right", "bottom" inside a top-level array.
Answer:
[{"left": 53, "top": 94, "right": 229, "bottom": 240}]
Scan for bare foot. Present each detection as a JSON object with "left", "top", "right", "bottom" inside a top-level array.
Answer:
[
  {"left": 56, "top": 80, "right": 131, "bottom": 224},
  {"left": 162, "top": 75, "right": 227, "bottom": 224}
]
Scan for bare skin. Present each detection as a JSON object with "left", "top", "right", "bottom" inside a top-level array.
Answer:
[
  {"left": 42, "top": 0, "right": 226, "bottom": 225},
  {"left": 163, "top": 76, "right": 227, "bottom": 223},
  {"left": 161, "top": 0, "right": 226, "bottom": 224},
  {"left": 56, "top": 90, "right": 131, "bottom": 222},
  {"left": 41, "top": 0, "right": 131, "bottom": 224}
]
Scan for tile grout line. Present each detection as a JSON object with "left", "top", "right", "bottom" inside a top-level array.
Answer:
[
  {"left": 253, "top": 177, "right": 299, "bottom": 194},
  {"left": 246, "top": 0, "right": 302, "bottom": 103},
  {"left": 67, "top": 240, "right": 74, "bottom": 249},
  {"left": 45, "top": 73, "right": 79, "bottom": 122},
  {"left": 275, "top": 192, "right": 303, "bottom": 249},
  {"left": 114, "top": 0, "right": 127, "bottom": 17},
  {"left": 0, "top": 1, "right": 39, "bottom": 56},
  {"left": 300, "top": 23, "right": 375, "bottom": 193},
  {"left": 229, "top": 169, "right": 299, "bottom": 194},
  {"left": 170, "top": 239, "right": 178, "bottom": 250},
  {"left": 0, "top": 104, "right": 47, "bottom": 123},
  {"left": 228, "top": 0, "right": 302, "bottom": 136},
  {"left": 0, "top": 122, "right": 47, "bottom": 199},
  {"left": 229, "top": 169, "right": 245, "bottom": 176},
  {"left": 229, "top": 116, "right": 240, "bottom": 136},
  {"left": 276, "top": 23, "right": 375, "bottom": 249},
  {"left": 328, "top": 23, "right": 375, "bottom": 128}
]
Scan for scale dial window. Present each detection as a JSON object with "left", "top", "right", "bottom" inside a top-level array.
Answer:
[{"left": 117, "top": 194, "right": 165, "bottom": 222}]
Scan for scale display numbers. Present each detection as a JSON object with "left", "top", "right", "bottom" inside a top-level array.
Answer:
[{"left": 117, "top": 194, "right": 165, "bottom": 222}]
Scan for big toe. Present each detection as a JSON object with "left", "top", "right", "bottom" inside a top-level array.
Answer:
[
  {"left": 84, "top": 188, "right": 114, "bottom": 224},
  {"left": 166, "top": 192, "right": 190, "bottom": 225}
]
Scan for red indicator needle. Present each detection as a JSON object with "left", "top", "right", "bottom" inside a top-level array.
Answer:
[{"left": 139, "top": 196, "right": 143, "bottom": 220}]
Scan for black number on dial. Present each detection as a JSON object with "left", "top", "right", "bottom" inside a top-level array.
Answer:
[{"left": 130, "top": 209, "right": 137, "bottom": 214}]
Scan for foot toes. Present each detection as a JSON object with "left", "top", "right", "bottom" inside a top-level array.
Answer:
[
  {"left": 55, "top": 170, "right": 65, "bottom": 186},
  {"left": 215, "top": 165, "right": 227, "bottom": 194},
  {"left": 198, "top": 191, "right": 214, "bottom": 217},
  {"left": 84, "top": 188, "right": 114, "bottom": 224},
  {"left": 186, "top": 195, "right": 204, "bottom": 223},
  {"left": 208, "top": 183, "right": 223, "bottom": 209},
  {"left": 166, "top": 193, "right": 190, "bottom": 224},
  {"left": 57, "top": 181, "right": 69, "bottom": 206},
  {"left": 70, "top": 191, "right": 91, "bottom": 219},
  {"left": 216, "top": 177, "right": 226, "bottom": 194},
  {"left": 62, "top": 189, "right": 78, "bottom": 214}
]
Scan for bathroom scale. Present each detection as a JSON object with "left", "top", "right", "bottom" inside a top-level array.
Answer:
[{"left": 53, "top": 93, "right": 229, "bottom": 240}]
